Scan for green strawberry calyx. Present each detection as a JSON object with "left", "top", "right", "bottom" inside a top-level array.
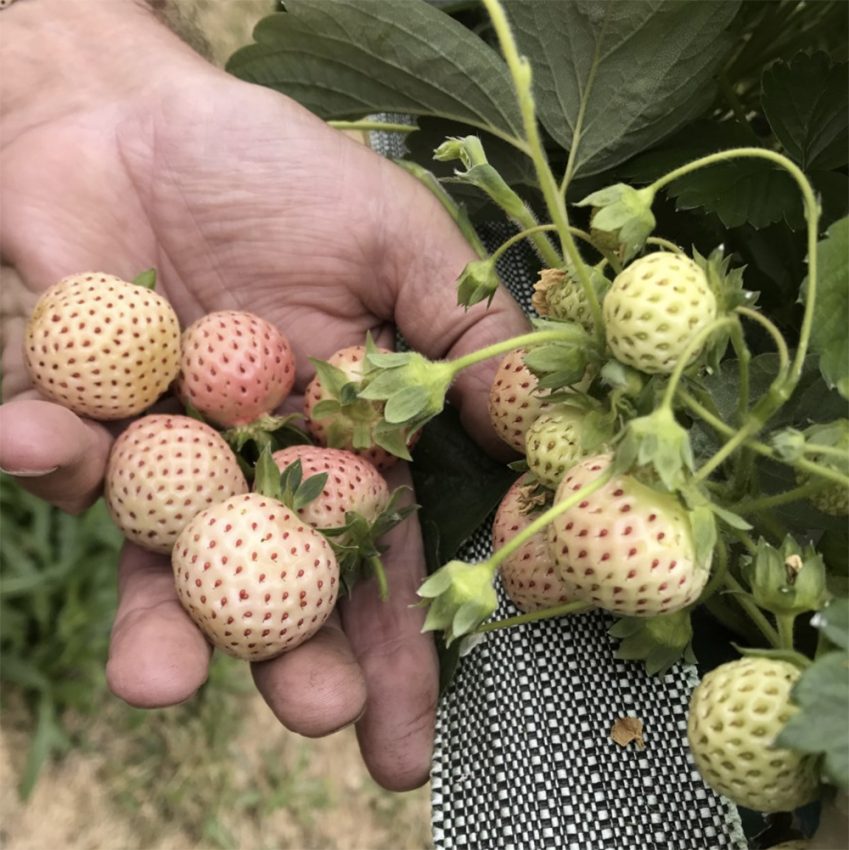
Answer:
[
  {"left": 575, "top": 183, "right": 657, "bottom": 263},
  {"left": 609, "top": 609, "right": 696, "bottom": 676}
]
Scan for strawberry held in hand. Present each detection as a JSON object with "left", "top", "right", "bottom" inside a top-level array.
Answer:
[
  {"left": 176, "top": 310, "right": 295, "bottom": 428},
  {"left": 172, "top": 492, "right": 339, "bottom": 662},
  {"left": 603, "top": 252, "right": 717, "bottom": 375},
  {"left": 104, "top": 414, "right": 248, "bottom": 554},
  {"left": 24, "top": 272, "right": 180, "bottom": 420},
  {"left": 271, "top": 445, "right": 389, "bottom": 533},
  {"left": 488, "top": 348, "right": 550, "bottom": 453},
  {"left": 548, "top": 454, "right": 709, "bottom": 616}
]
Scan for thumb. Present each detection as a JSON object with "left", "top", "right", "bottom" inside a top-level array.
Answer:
[
  {"left": 0, "top": 398, "right": 113, "bottom": 513},
  {"left": 369, "top": 160, "right": 531, "bottom": 458}
]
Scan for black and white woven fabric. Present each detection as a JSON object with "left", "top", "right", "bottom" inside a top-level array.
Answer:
[{"left": 371, "top": 129, "right": 747, "bottom": 850}]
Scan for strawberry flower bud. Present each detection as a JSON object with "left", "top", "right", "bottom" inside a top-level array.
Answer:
[
  {"left": 741, "top": 536, "right": 829, "bottom": 616},
  {"left": 456, "top": 257, "right": 500, "bottom": 308},
  {"left": 418, "top": 560, "right": 499, "bottom": 645}
]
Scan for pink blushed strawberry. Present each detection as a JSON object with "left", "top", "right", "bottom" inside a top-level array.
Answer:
[
  {"left": 304, "top": 344, "right": 416, "bottom": 469},
  {"left": 271, "top": 445, "right": 389, "bottom": 532},
  {"left": 172, "top": 492, "right": 339, "bottom": 661},
  {"left": 24, "top": 272, "right": 180, "bottom": 420},
  {"left": 176, "top": 310, "right": 295, "bottom": 427},
  {"left": 548, "top": 454, "right": 709, "bottom": 616},
  {"left": 492, "top": 475, "right": 573, "bottom": 613},
  {"left": 488, "top": 348, "right": 550, "bottom": 453},
  {"left": 105, "top": 414, "right": 249, "bottom": 554}
]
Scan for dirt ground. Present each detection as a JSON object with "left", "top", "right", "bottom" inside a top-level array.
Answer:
[{"left": 0, "top": 687, "right": 432, "bottom": 850}]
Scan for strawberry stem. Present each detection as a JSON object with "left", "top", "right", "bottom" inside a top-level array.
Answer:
[
  {"left": 731, "top": 480, "right": 831, "bottom": 514},
  {"left": 481, "top": 0, "right": 605, "bottom": 345},
  {"left": 474, "top": 599, "right": 592, "bottom": 634},
  {"left": 486, "top": 467, "right": 614, "bottom": 573},
  {"left": 447, "top": 327, "right": 590, "bottom": 377},
  {"left": 722, "top": 572, "right": 781, "bottom": 648},
  {"left": 368, "top": 554, "right": 390, "bottom": 602}
]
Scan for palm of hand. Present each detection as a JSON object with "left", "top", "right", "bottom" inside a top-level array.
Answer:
[{"left": 1, "top": 73, "right": 457, "bottom": 790}]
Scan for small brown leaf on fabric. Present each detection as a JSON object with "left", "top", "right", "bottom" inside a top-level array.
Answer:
[{"left": 611, "top": 717, "right": 645, "bottom": 749}]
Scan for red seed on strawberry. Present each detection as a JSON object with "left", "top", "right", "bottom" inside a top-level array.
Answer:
[
  {"left": 24, "top": 272, "right": 181, "bottom": 420},
  {"left": 104, "top": 414, "right": 249, "bottom": 554},
  {"left": 176, "top": 310, "right": 295, "bottom": 427},
  {"left": 172, "top": 492, "right": 339, "bottom": 661}
]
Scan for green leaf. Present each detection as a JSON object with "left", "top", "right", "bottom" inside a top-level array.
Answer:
[
  {"left": 803, "top": 216, "right": 849, "bottom": 399},
  {"left": 762, "top": 53, "right": 849, "bottom": 171},
  {"left": 776, "top": 650, "right": 849, "bottom": 790},
  {"left": 410, "top": 405, "right": 515, "bottom": 573},
  {"left": 623, "top": 120, "right": 801, "bottom": 230},
  {"left": 503, "top": 0, "right": 740, "bottom": 177},
  {"left": 815, "top": 596, "right": 849, "bottom": 652},
  {"left": 227, "top": 0, "right": 522, "bottom": 142}
]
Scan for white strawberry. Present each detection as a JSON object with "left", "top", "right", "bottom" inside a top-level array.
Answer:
[
  {"left": 603, "top": 252, "right": 717, "bottom": 375},
  {"left": 492, "top": 475, "right": 573, "bottom": 613},
  {"left": 24, "top": 272, "right": 181, "bottom": 420},
  {"left": 687, "top": 657, "right": 820, "bottom": 813},
  {"left": 271, "top": 444, "right": 389, "bottom": 533},
  {"left": 488, "top": 348, "right": 550, "bottom": 453},
  {"left": 172, "top": 492, "right": 339, "bottom": 661},
  {"left": 104, "top": 414, "right": 249, "bottom": 554},
  {"left": 548, "top": 454, "right": 709, "bottom": 616},
  {"left": 176, "top": 310, "right": 295, "bottom": 427}
]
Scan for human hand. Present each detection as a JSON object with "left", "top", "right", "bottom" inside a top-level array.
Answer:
[{"left": 0, "top": 0, "right": 528, "bottom": 789}]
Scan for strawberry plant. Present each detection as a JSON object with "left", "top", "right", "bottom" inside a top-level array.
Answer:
[{"left": 230, "top": 0, "right": 847, "bottom": 842}]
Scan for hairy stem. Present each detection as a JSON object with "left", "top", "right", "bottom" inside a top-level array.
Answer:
[
  {"left": 733, "top": 480, "right": 830, "bottom": 514},
  {"left": 723, "top": 573, "right": 780, "bottom": 648},
  {"left": 476, "top": 600, "right": 593, "bottom": 634}
]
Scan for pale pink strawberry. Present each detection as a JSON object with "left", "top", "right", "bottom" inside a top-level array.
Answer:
[
  {"left": 548, "top": 454, "right": 709, "bottom": 616},
  {"left": 492, "top": 475, "right": 573, "bottom": 613},
  {"left": 176, "top": 310, "right": 295, "bottom": 427},
  {"left": 24, "top": 272, "right": 180, "bottom": 420},
  {"left": 271, "top": 445, "right": 389, "bottom": 531},
  {"left": 104, "top": 414, "right": 248, "bottom": 554},
  {"left": 488, "top": 348, "right": 551, "bottom": 453},
  {"left": 303, "top": 344, "right": 416, "bottom": 469},
  {"left": 172, "top": 492, "right": 339, "bottom": 661}
]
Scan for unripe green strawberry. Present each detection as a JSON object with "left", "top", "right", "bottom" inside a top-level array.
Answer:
[
  {"left": 176, "top": 310, "right": 295, "bottom": 427},
  {"left": 492, "top": 475, "right": 573, "bottom": 613},
  {"left": 105, "top": 414, "right": 248, "bottom": 554},
  {"left": 687, "top": 657, "right": 820, "bottom": 813},
  {"left": 173, "top": 493, "right": 339, "bottom": 661},
  {"left": 24, "top": 272, "right": 180, "bottom": 420},
  {"left": 271, "top": 445, "right": 389, "bottom": 532},
  {"left": 532, "top": 268, "right": 595, "bottom": 332},
  {"left": 603, "top": 252, "right": 717, "bottom": 375},
  {"left": 548, "top": 454, "right": 709, "bottom": 616},
  {"left": 304, "top": 345, "right": 414, "bottom": 469},
  {"left": 796, "top": 424, "right": 849, "bottom": 517},
  {"left": 488, "top": 348, "right": 550, "bottom": 453},
  {"left": 524, "top": 405, "right": 589, "bottom": 489}
]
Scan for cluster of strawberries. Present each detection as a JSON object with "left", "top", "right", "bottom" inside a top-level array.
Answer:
[{"left": 24, "top": 272, "right": 408, "bottom": 662}]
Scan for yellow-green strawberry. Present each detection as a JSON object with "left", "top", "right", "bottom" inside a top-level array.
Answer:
[
  {"left": 24, "top": 272, "right": 180, "bottom": 420},
  {"left": 548, "top": 454, "right": 709, "bottom": 616},
  {"left": 492, "top": 475, "right": 573, "bottom": 613},
  {"left": 687, "top": 657, "right": 820, "bottom": 813},
  {"left": 488, "top": 348, "right": 551, "bottom": 453},
  {"left": 532, "top": 268, "right": 595, "bottom": 332},
  {"left": 271, "top": 445, "right": 389, "bottom": 533},
  {"left": 105, "top": 414, "right": 248, "bottom": 554},
  {"left": 524, "top": 405, "right": 589, "bottom": 489},
  {"left": 603, "top": 252, "right": 717, "bottom": 375},
  {"left": 176, "top": 310, "right": 295, "bottom": 427},
  {"left": 172, "top": 492, "right": 339, "bottom": 661}
]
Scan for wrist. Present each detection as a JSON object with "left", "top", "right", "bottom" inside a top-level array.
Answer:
[{"left": 1, "top": 0, "right": 208, "bottom": 142}]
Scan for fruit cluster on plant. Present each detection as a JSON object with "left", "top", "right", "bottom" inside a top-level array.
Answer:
[{"left": 23, "top": 271, "right": 415, "bottom": 662}]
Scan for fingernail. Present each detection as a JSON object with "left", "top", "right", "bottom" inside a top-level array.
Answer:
[{"left": 0, "top": 465, "right": 59, "bottom": 478}]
